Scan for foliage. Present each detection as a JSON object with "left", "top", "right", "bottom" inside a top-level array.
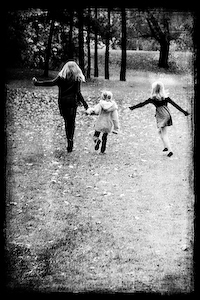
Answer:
[
  {"left": 6, "top": 10, "right": 30, "bottom": 67},
  {"left": 5, "top": 8, "right": 193, "bottom": 70}
]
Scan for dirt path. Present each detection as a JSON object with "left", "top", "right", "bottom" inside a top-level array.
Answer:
[{"left": 5, "top": 73, "right": 194, "bottom": 293}]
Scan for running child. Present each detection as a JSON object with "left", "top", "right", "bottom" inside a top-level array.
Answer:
[
  {"left": 86, "top": 91, "right": 120, "bottom": 154},
  {"left": 129, "top": 81, "right": 189, "bottom": 157}
]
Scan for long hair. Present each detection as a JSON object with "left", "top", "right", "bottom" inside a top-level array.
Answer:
[
  {"left": 151, "top": 81, "right": 168, "bottom": 100},
  {"left": 58, "top": 61, "right": 85, "bottom": 82}
]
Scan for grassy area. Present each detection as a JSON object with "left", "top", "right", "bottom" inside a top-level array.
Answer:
[
  {"left": 6, "top": 50, "right": 193, "bottom": 83},
  {"left": 90, "top": 49, "right": 193, "bottom": 76}
]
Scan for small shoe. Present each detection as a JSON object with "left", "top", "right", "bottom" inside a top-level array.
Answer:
[
  {"left": 112, "top": 130, "right": 118, "bottom": 134},
  {"left": 163, "top": 148, "right": 168, "bottom": 152},
  {"left": 95, "top": 139, "right": 101, "bottom": 150},
  {"left": 167, "top": 151, "right": 173, "bottom": 157}
]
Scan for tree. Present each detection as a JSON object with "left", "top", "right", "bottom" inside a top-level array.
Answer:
[
  {"left": 68, "top": 9, "right": 74, "bottom": 59},
  {"left": 94, "top": 7, "right": 99, "bottom": 77},
  {"left": 6, "top": 8, "right": 193, "bottom": 73},
  {"left": 78, "top": 8, "right": 85, "bottom": 73},
  {"left": 105, "top": 7, "right": 111, "bottom": 80},
  {"left": 91, "top": 7, "right": 119, "bottom": 79},
  {"left": 144, "top": 9, "right": 193, "bottom": 68},
  {"left": 120, "top": 7, "right": 126, "bottom": 81},
  {"left": 86, "top": 7, "right": 91, "bottom": 79},
  {"left": 44, "top": 11, "right": 55, "bottom": 77},
  {"left": 5, "top": 9, "right": 47, "bottom": 67},
  {"left": 146, "top": 10, "right": 170, "bottom": 68},
  {"left": 126, "top": 9, "right": 193, "bottom": 67}
]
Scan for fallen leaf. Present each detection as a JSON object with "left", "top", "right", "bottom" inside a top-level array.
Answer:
[{"left": 63, "top": 174, "right": 69, "bottom": 179}]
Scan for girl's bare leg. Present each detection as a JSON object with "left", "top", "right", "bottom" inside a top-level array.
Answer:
[
  {"left": 162, "top": 127, "right": 172, "bottom": 152},
  {"left": 158, "top": 127, "right": 173, "bottom": 155},
  {"left": 158, "top": 128, "right": 168, "bottom": 149},
  {"left": 160, "top": 127, "right": 173, "bottom": 157}
]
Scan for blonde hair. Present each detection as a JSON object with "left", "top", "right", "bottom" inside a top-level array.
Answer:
[
  {"left": 101, "top": 90, "right": 113, "bottom": 101},
  {"left": 58, "top": 61, "right": 85, "bottom": 82},
  {"left": 151, "top": 81, "right": 167, "bottom": 100}
]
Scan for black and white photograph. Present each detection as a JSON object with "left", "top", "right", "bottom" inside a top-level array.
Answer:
[{"left": 4, "top": 6, "right": 196, "bottom": 294}]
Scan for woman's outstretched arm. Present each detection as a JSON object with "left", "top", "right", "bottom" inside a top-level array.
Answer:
[
  {"left": 167, "top": 98, "right": 189, "bottom": 115},
  {"left": 86, "top": 104, "right": 101, "bottom": 115},
  {"left": 32, "top": 76, "right": 60, "bottom": 87}
]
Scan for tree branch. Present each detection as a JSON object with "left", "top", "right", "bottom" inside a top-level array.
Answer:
[
  {"left": 148, "top": 12, "right": 164, "bottom": 39},
  {"left": 146, "top": 17, "right": 161, "bottom": 42}
]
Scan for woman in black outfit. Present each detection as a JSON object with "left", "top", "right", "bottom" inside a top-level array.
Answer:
[{"left": 33, "top": 61, "right": 88, "bottom": 152}]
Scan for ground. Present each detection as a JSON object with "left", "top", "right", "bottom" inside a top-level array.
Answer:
[{"left": 5, "top": 68, "right": 194, "bottom": 293}]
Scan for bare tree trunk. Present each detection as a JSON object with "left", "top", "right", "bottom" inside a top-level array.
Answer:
[
  {"left": 68, "top": 10, "right": 74, "bottom": 59},
  {"left": 159, "top": 39, "right": 170, "bottom": 68},
  {"left": 136, "top": 39, "right": 140, "bottom": 51},
  {"left": 105, "top": 7, "right": 110, "bottom": 80},
  {"left": 94, "top": 7, "right": 98, "bottom": 77},
  {"left": 62, "top": 10, "right": 74, "bottom": 62},
  {"left": 86, "top": 7, "right": 91, "bottom": 79},
  {"left": 120, "top": 7, "right": 126, "bottom": 81},
  {"left": 78, "top": 9, "right": 85, "bottom": 72},
  {"left": 146, "top": 11, "right": 170, "bottom": 69},
  {"left": 43, "top": 18, "right": 55, "bottom": 77}
]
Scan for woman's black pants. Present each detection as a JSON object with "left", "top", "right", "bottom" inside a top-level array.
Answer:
[{"left": 62, "top": 107, "right": 77, "bottom": 151}]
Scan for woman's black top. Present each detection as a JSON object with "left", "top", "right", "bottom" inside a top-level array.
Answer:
[{"left": 34, "top": 76, "right": 88, "bottom": 110}]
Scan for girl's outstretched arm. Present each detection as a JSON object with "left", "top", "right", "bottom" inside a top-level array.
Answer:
[
  {"left": 167, "top": 98, "right": 189, "bottom": 115},
  {"left": 32, "top": 76, "right": 60, "bottom": 86},
  {"left": 129, "top": 99, "right": 152, "bottom": 110}
]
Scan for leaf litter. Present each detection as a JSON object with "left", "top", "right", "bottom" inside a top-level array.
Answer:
[{"left": 5, "top": 72, "right": 194, "bottom": 292}]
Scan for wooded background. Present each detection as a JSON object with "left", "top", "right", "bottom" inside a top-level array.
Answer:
[{"left": 5, "top": 8, "right": 193, "bottom": 80}]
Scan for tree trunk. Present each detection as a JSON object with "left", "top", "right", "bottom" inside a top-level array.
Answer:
[
  {"left": 146, "top": 11, "right": 170, "bottom": 69},
  {"left": 78, "top": 9, "right": 85, "bottom": 72},
  {"left": 136, "top": 39, "right": 140, "bottom": 51},
  {"left": 68, "top": 10, "right": 74, "bottom": 59},
  {"left": 105, "top": 8, "right": 110, "bottom": 80},
  {"left": 94, "top": 7, "right": 98, "bottom": 77},
  {"left": 158, "top": 39, "right": 170, "bottom": 68},
  {"left": 43, "top": 18, "right": 55, "bottom": 77},
  {"left": 86, "top": 7, "right": 91, "bottom": 79},
  {"left": 120, "top": 7, "right": 126, "bottom": 81}
]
